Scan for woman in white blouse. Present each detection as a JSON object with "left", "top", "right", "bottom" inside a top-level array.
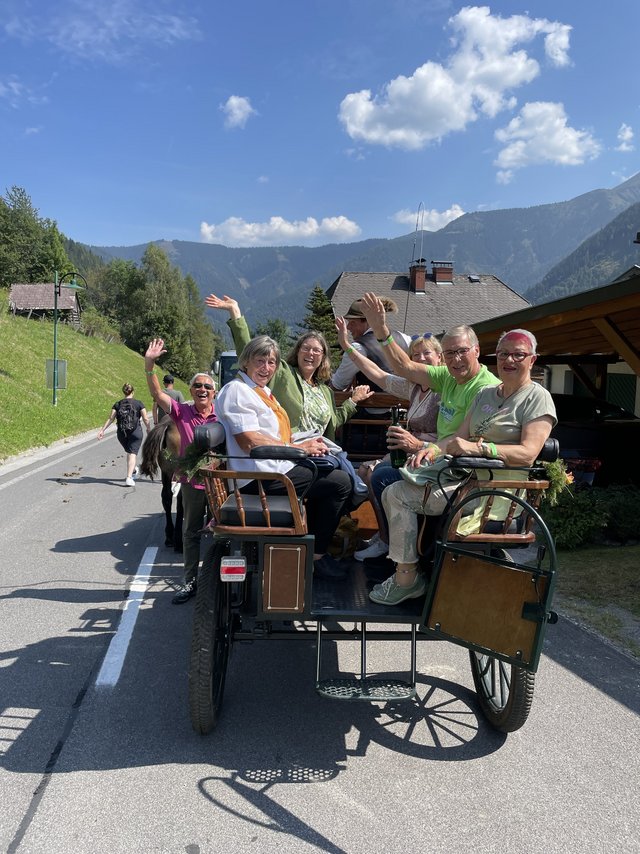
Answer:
[{"left": 215, "top": 335, "right": 354, "bottom": 580}]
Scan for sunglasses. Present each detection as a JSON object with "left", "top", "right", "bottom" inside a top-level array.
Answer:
[
  {"left": 192, "top": 382, "right": 214, "bottom": 390},
  {"left": 411, "top": 332, "right": 434, "bottom": 341}
]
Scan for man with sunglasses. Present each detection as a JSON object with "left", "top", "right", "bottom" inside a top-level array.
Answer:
[
  {"left": 360, "top": 293, "right": 499, "bottom": 440},
  {"left": 145, "top": 339, "right": 218, "bottom": 603}
]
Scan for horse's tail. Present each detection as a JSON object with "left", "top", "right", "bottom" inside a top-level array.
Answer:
[{"left": 140, "top": 420, "right": 171, "bottom": 480}]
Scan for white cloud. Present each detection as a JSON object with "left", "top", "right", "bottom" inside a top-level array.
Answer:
[
  {"left": 494, "top": 101, "right": 601, "bottom": 182},
  {"left": 615, "top": 123, "right": 634, "bottom": 152},
  {"left": 339, "top": 6, "right": 571, "bottom": 150},
  {"left": 393, "top": 204, "right": 465, "bottom": 231},
  {"left": 220, "top": 95, "right": 257, "bottom": 129},
  {"left": 2, "top": 2, "right": 200, "bottom": 63},
  {"left": 24, "top": 126, "right": 42, "bottom": 135},
  {"left": 200, "top": 215, "right": 361, "bottom": 247},
  {"left": 0, "top": 76, "right": 47, "bottom": 108},
  {"left": 257, "top": 175, "right": 269, "bottom": 184}
]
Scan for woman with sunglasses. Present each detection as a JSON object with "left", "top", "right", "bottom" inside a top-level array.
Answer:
[
  {"left": 370, "top": 328, "right": 557, "bottom": 606},
  {"left": 205, "top": 293, "right": 372, "bottom": 442},
  {"left": 144, "top": 339, "right": 218, "bottom": 604},
  {"left": 335, "top": 318, "right": 444, "bottom": 561}
]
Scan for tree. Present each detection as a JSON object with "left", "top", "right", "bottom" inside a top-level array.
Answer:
[
  {"left": 0, "top": 186, "right": 72, "bottom": 287},
  {"left": 298, "top": 283, "right": 339, "bottom": 363},
  {"left": 184, "top": 274, "right": 222, "bottom": 375},
  {"left": 253, "top": 317, "right": 293, "bottom": 354}
]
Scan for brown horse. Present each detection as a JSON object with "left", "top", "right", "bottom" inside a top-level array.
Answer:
[{"left": 140, "top": 419, "right": 183, "bottom": 551}]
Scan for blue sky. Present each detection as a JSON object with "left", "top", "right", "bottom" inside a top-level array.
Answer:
[{"left": 1, "top": 0, "right": 639, "bottom": 248}]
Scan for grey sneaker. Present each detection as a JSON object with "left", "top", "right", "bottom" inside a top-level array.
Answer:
[
  {"left": 369, "top": 572, "right": 426, "bottom": 606},
  {"left": 354, "top": 536, "right": 389, "bottom": 562}
]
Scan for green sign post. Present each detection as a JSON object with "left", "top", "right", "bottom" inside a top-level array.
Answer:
[{"left": 52, "top": 270, "right": 88, "bottom": 406}]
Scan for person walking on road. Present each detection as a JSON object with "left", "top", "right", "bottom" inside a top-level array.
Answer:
[
  {"left": 98, "top": 383, "right": 149, "bottom": 486},
  {"left": 152, "top": 374, "right": 185, "bottom": 425}
]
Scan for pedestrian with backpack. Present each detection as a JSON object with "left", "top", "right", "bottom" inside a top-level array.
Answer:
[{"left": 98, "top": 383, "right": 150, "bottom": 486}]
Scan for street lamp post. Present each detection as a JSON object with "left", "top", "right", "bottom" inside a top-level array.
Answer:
[{"left": 52, "top": 270, "right": 88, "bottom": 406}]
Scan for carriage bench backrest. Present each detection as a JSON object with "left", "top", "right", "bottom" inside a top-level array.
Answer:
[
  {"left": 448, "top": 477, "right": 549, "bottom": 545},
  {"left": 200, "top": 462, "right": 308, "bottom": 537}
]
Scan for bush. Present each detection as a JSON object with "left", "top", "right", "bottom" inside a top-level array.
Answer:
[
  {"left": 80, "top": 306, "right": 121, "bottom": 343},
  {"left": 545, "top": 488, "right": 608, "bottom": 549},
  {"left": 544, "top": 484, "right": 640, "bottom": 549},
  {"left": 595, "top": 485, "right": 640, "bottom": 543}
]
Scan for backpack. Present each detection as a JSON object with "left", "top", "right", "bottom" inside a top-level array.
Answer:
[{"left": 117, "top": 399, "right": 139, "bottom": 434}]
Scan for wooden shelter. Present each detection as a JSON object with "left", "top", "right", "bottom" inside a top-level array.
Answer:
[
  {"left": 8, "top": 282, "right": 81, "bottom": 323},
  {"left": 471, "top": 266, "right": 640, "bottom": 405}
]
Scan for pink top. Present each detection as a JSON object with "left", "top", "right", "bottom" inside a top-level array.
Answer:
[{"left": 170, "top": 398, "right": 217, "bottom": 488}]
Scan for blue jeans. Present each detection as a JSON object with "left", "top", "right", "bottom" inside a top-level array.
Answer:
[{"left": 370, "top": 463, "right": 403, "bottom": 540}]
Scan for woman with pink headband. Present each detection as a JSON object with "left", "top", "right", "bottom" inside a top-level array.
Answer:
[{"left": 370, "top": 328, "right": 557, "bottom": 607}]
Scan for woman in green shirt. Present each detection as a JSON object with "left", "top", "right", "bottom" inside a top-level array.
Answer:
[{"left": 205, "top": 293, "right": 372, "bottom": 440}]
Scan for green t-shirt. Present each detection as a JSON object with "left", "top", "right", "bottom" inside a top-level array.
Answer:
[{"left": 426, "top": 364, "right": 500, "bottom": 440}]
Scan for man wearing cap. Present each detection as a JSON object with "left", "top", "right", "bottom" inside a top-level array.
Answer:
[
  {"left": 152, "top": 374, "right": 185, "bottom": 425},
  {"left": 331, "top": 296, "right": 411, "bottom": 393}
]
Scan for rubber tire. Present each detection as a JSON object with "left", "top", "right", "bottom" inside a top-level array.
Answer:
[
  {"left": 469, "top": 650, "right": 536, "bottom": 733},
  {"left": 189, "top": 539, "right": 232, "bottom": 734}
]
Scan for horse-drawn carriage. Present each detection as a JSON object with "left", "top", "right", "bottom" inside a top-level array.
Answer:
[{"left": 187, "top": 418, "right": 559, "bottom": 736}]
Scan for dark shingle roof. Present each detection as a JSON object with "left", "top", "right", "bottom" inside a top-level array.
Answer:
[
  {"left": 9, "top": 283, "right": 79, "bottom": 311},
  {"left": 326, "top": 270, "right": 530, "bottom": 337}
]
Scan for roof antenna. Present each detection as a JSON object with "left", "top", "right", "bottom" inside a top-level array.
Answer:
[{"left": 410, "top": 201, "right": 425, "bottom": 266}]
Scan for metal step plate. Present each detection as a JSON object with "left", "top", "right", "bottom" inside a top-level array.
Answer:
[{"left": 316, "top": 677, "right": 415, "bottom": 701}]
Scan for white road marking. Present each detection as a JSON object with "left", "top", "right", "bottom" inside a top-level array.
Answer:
[{"left": 94, "top": 547, "right": 158, "bottom": 688}]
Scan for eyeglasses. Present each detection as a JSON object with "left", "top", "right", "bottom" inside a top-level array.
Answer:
[
  {"left": 300, "top": 345, "right": 324, "bottom": 355},
  {"left": 192, "top": 382, "right": 214, "bottom": 390},
  {"left": 410, "top": 332, "right": 434, "bottom": 341},
  {"left": 496, "top": 350, "right": 532, "bottom": 362},
  {"left": 443, "top": 347, "right": 471, "bottom": 359}
]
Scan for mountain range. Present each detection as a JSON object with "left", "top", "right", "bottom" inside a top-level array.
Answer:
[{"left": 86, "top": 171, "right": 640, "bottom": 332}]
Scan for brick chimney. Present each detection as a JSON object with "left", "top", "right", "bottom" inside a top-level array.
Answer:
[
  {"left": 409, "top": 258, "right": 427, "bottom": 293},
  {"left": 431, "top": 260, "right": 453, "bottom": 283}
]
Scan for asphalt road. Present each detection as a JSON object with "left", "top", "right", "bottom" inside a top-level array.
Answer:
[{"left": 0, "top": 433, "right": 638, "bottom": 853}]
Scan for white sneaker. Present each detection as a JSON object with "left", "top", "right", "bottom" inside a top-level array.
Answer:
[
  {"left": 354, "top": 537, "right": 389, "bottom": 561},
  {"left": 132, "top": 466, "right": 140, "bottom": 480},
  {"left": 171, "top": 482, "right": 181, "bottom": 497},
  {"left": 125, "top": 477, "right": 135, "bottom": 487}
]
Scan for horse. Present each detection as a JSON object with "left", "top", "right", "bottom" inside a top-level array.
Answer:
[{"left": 140, "top": 418, "right": 183, "bottom": 552}]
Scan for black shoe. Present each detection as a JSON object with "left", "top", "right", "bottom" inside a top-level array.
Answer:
[
  {"left": 313, "top": 554, "right": 348, "bottom": 580},
  {"left": 362, "top": 556, "right": 395, "bottom": 582},
  {"left": 172, "top": 580, "right": 197, "bottom": 604}
]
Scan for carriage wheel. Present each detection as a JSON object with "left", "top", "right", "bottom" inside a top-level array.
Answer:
[
  {"left": 469, "top": 651, "right": 535, "bottom": 733},
  {"left": 189, "top": 539, "right": 232, "bottom": 734}
]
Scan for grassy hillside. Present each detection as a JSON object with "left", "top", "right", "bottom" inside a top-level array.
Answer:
[{"left": 0, "top": 293, "right": 190, "bottom": 461}]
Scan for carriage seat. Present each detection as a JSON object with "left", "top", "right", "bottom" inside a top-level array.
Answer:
[
  {"left": 218, "top": 494, "right": 296, "bottom": 528},
  {"left": 201, "top": 444, "right": 312, "bottom": 536}
]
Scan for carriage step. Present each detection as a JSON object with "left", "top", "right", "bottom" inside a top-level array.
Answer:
[{"left": 316, "top": 678, "right": 415, "bottom": 701}]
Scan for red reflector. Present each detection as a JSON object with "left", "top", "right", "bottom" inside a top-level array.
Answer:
[{"left": 220, "top": 557, "right": 247, "bottom": 581}]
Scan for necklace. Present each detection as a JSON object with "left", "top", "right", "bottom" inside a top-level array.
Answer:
[{"left": 496, "top": 381, "right": 531, "bottom": 407}]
